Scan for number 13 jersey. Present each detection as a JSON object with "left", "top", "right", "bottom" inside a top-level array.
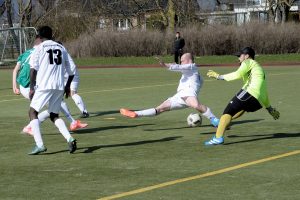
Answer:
[{"left": 29, "top": 40, "right": 75, "bottom": 91}]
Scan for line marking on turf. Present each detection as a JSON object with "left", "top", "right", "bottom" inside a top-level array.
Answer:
[
  {"left": 0, "top": 72, "right": 297, "bottom": 103},
  {"left": 81, "top": 83, "right": 178, "bottom": 94},
  {"left": 75, "top": 72, "right": 299, "bottom": 95},
  {"left": 0, "top": 98, "right": 25, "bottom": 103},
  {"left": 97, "top": 149, "right": 300, "bottom": 200}
]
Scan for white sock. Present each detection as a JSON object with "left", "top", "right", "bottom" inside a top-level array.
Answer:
[
  {"left": 54, "top": 118, "right": 72, "bottom": 142},
  {"left": 38, "top": 110, "right": 50, "bottom": 123},
  {"left": 72, "top": 94, "right": 87, "bottom": 113},
  {"left": 135, "top": 108, "right": 157, "bottom": 117},
  {"left": 30, "top": 119, "right": 44, "bottom": 147},
  {"left": 202, "top": 107, "right": 216, "bottom": 120},
  {"left": 60, "top": 101, "right": 75, "bottom": 123}
]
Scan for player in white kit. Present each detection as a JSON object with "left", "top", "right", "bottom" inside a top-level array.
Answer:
[
  {"left": 65, "top": 52, "right": 89, "bottom": 118},
  {"left": 120, "top": 53, "right": 220, "bottom": 127},
  {"left": 28, "top": 26, "right": 77, "bottom": 155},
  {"left": 12, "top": 39, "right": 87, "bottom": 136}
]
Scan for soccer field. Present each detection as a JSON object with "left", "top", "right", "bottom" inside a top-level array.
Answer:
[{"left": 1, "top": 65, "right": 300, "bottom": 200}]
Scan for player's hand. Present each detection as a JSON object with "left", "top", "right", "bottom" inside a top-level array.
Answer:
[
  {"left": 154, "top": 56, "right": 164, "bottom": 65},
  {"left": 207, "top": 70, "right": 220, "bottom": 79},
  {"left": 266, "top": 106, "right": 280, "bottom": 120},
  {"left": 64, "top": 86, "right": 71, "bottom": 98},
  {"left": 13, "top": 87, "right": 20, "bottom": 95},
  {"left": 29, "top": 89, "right": 35, "bottom": 100}
]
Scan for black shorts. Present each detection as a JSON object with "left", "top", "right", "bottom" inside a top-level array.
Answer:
[{"left": 223, "top": 89, "right": 262, "bottom": 116}]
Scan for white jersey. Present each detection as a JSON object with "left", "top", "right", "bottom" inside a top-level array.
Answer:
[
  {"left": 168, "top": 63, "right": 202, "bottom": 93},
  {"left": 29, "top": 40, "right": 75, "bottom": 91}
]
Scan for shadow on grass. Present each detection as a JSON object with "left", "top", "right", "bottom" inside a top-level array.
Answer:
[
  {"left": 224, "top": 132, "right": 300, "bottom": 145},
  {"left": 199, "top": 119, "right": 264, "bottom": 135},
  {"left": 143, "top": 119, "right": 264, "bottom": 132},
  {"left": 44, "top": 136, "right": 182, "bottom": 155},
  {"left": 230, "top": 119, "right": 264, "bottom": 126},
  {"left": 81, "top": 136, "right": 182, "bottom": 153},
  {"left": 0, "top": 87, "right": 11, "bottom": 91},
  {"left": 72, "top": 123, "right": 154, "bottom": 134},
  {"left": 87, "top": 110, "right": 120, "bottom": 118},
  {"left": 143, "top": 124, "right": 212, "bottom": 131}
]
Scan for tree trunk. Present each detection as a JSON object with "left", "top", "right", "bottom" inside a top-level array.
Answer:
[
  {"left": 167, "top": 0, "right": 175, "bottom": 31},
  {"left": 18, "top": 0, "right": 33, "bottom": 27},
  {"left": 274, "top": 5, "right": 281, "bottom": 23},
  {"left": 6, "top": 0, "right": 21, "bottom": 54}
]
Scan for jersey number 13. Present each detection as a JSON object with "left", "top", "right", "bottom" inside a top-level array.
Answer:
[{"left": 47, "top": 49, "right": 62, "bottom": 65}]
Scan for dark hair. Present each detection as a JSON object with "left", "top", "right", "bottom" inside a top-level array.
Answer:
[
  {"left": 37, "top": 26, "right": 53, "bottom": 40},
  {"left": 176, "top": 32, "right": 180, "bottom": 34},
  {"left": 234, "top": 47, "right": 255, "bottom": 59}
]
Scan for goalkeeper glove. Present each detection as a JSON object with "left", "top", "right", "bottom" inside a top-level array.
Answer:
[
  {"left": 207, "top": 70, "right": 220, "bottom": 79},
  {"left": 266, "top": 106, "right": 280, "bottom": 120}
]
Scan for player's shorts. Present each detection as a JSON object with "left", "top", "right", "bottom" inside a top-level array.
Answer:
[
  {"left": 20, "top": 85, "right": 30, "bottom": 100},
  {"left": 223, "top": 89, "right": 262, "bottom": 116},
  {"left": 30, "top": 89, "right": 64, "bottom": 113},
  {"left": 168, "top": 89, "right": 198, "bottom": 110}
]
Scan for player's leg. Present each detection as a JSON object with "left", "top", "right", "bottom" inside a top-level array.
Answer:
[
  {"left": 120, "top": 100, "right": 170, "bottom": 118},
  {"left": 28, "top": 90, "right": 50, "bottom": 154},
  {"left": 19, "top": 86, "right": 34, "bottom": 135},
  {"left": 70, "top": 81, "right": 89, "bottom": 118},
  {"left": 60, "top": 100, "right": 88, "bottom": 131},
  {"left": 49, "top": 90, "right": 77, "bottom": 153},
  {"left": 205, "top": 93, "right": 243, "bottom": 146},
  {"left": 120, "top": 94, "right": 184, "bottom": 118},
  {"left": 232, "top": 110, "right": 245, "bottom": 120},
  {"left": 205, "top": 90, "right": 262, "bottom": 146},
  {"left": 183, "top": 96, "right": 219, "bottom": 127},
  {"left": 60, "top": 100, "right": 76, "bottom": 123},
  {"left": 38, "top": 110, "right": 50, "bottom": 122}
]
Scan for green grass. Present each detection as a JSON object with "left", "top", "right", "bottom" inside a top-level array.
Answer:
[
  {"left": 1, "top": 65, "right": 300, "bottom": 200},
  {"left": 73, "top": 54, "right": 300, "bottom": 66}
]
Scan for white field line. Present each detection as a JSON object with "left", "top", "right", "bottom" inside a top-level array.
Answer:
[{"left": 0, "top": 98, "right": 25, "bottom": 103}]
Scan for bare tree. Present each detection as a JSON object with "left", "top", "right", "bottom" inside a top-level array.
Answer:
[
  {"left": 5, "top": 0, "right": 20, "bottom": 53},
  {"left": 0, "top": 1, "right": 6, "bottom": 17},
  {"left": 268, "top": 0, "right": 296, "bottom": 23},
  {"left": 18, "top": 0, "right": 33, "bottom": 27}
]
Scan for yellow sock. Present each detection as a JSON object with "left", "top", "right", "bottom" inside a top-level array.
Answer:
[
  {"left": 232, "top": 110, "right": 245, "bottom": 120},
  {"left": 216, "top": 114, "right": 232, "bottom": 138}
]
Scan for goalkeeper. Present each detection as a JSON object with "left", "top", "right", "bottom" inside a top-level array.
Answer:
[{"left": 205, "top": 47, "right": 280, "bottom": 146}]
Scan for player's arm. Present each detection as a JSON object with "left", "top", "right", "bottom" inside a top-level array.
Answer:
[
  {"left": 12, "top": 63, "right": 21, "bottom": 95},
  {"left": 207, "top": 70, "right": 242, "bottom": 81},
  {"left": 29, "top": 68, "right": 37, "bottom": 100},
  {"left": 207, "top": 62, "right": 248, "bottom": 81},
  {"left": 28, "top": 48, "right": 39, "bottom": 100},
  {"left": 64, "top": 75, "right": 74, "bottom": 98},
  {"left": 64, "top": 50, "right": 75, "bottom": 98},
  {"left": 154, "top": 56, "right": 169, "bottom": 68}
]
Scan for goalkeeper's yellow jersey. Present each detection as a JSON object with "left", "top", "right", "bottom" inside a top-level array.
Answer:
[{"left": 223, "top": 59, "right": 270, "bottom": 108}]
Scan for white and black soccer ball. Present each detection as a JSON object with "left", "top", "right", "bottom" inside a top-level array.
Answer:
[{"left": 187, "top": 113, "right": 202, "bottom": 127}]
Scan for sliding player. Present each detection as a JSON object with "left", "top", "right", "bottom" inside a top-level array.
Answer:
[{"left": 120, "top": 53, "right": 220, "bottom": 127}]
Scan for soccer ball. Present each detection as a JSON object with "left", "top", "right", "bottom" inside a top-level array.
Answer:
[{"left": 187, "top": 113, "right": 202, "bottom": 127}]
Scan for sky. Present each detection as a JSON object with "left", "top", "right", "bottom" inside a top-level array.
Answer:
[{"left": 197, "top": 0, "right": 217, "bottom": 11}]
